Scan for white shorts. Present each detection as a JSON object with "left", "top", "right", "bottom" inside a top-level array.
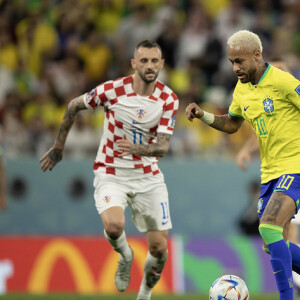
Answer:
[{"left": 93, "top": 171, "right": 172, "bottom": 232}]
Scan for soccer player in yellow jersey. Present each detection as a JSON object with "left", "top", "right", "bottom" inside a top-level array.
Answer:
[
  {"left": 186, "top": 30, "right": 300, "bottom": 300},
  {"left": 236, "top": 59, "right": 300, "bottom": 295}
]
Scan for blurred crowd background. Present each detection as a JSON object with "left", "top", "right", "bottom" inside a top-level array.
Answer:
[{"left": 0, "top": 0, "right": 300, "bottom": 160}]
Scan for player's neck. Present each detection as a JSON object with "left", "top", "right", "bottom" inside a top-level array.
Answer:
[
  {"left": 254, "top": 62, "right": 267, "bottom": 85},
  {"left": 132, "top": 75, "right": 156, "bottom": 96}
]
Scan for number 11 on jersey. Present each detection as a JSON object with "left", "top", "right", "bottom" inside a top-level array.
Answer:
[{"left": 132, "top": 130, "right": 142, "bottom": 144}]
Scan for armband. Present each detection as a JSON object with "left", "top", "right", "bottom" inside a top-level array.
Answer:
[{"left": 200, "top": 111, "right": 215, "bottom": 125}]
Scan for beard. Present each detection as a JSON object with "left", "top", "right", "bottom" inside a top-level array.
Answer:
[
  {"left": 240, "top": 66, "right": 256, "bottom": 84},
  {"left": 138, "top": 69, "right": 158, "bottom": 83}
]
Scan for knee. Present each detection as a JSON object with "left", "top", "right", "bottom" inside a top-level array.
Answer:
[
  {"left": 104, "top": 220, "right": 124, "bottom": 240},
  {"left": 148, "top": 240, "right": 168, "bottom": 259}
]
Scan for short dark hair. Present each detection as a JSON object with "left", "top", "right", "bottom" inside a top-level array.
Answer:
[{"left": 135, "top": 40, "right": 162, "bottom": 53}]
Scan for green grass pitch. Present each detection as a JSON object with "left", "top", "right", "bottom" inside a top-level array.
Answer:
[{"left": 0, "top": 294, "right": 278, "bottom": 300}]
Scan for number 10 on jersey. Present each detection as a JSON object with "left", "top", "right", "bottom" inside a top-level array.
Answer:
[{"left": 256, "top": 118, "right": 268, "bottom": 136}]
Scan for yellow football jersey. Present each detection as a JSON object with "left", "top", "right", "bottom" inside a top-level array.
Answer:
[{"left": 229, "top": 64, "right": 300, "bottom": 183}]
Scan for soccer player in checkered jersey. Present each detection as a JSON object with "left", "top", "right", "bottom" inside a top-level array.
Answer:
[
  {"left": 186, "top": 30, "right": 300, "bottom": 300},
  {"left": 40, "top": 40, "right": 179, "bottom": 299}
]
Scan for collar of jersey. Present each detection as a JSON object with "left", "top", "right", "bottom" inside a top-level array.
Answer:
[
  {"left": 250, "top": 63, "right": 271, "bottom": 86},
  {"left": 130, "top": 75, "right": 159, "bottom": 99}
]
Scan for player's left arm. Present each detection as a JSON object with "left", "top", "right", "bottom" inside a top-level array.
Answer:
[
  {"left": 117, "top": 133, "right": 171, "bottom": 157},
  {"left": 288, "top": 83, "right": 300, "bottom": 108},
  {"left": 280, "top": 73, "right": 300, "bottom": 108}
]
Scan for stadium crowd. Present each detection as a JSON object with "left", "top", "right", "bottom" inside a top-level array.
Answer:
[{"left": 0, "top": 0, "right": 299, "bottom": 159}]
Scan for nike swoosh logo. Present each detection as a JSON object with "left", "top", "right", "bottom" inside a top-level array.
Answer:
[
  {"left": 162, "top": 220, "right": 169, "bottom": 225},
  {"left": 244, "top": 106, "right": 250, "bottom": 111},
  {"left": 273, "top": 270, "right": 282, "bottom": 274}
]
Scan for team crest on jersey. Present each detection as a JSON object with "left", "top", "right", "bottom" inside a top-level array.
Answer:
[
  {"left": 263, "top": 98, "right": 274, "bottom": 113},
  {"left": 103, "top": 195, "right": 111, "bottom": 203},
  {"left": 263, "top": 97, "right": 276, "bottom": 117},
  {"left": 137, "top": 109, "right": 146, "bottom": 120}
]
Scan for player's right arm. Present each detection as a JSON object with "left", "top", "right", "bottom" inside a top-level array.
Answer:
[
  {"left": 185, "top": 102, "right": 244, "bottom": 133},
  {"left": 40, "top": 95, "right": 87, "bottom": 172}
]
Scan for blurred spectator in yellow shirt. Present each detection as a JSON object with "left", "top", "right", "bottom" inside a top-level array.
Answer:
[
  {"left": 78, "top": 29, "right": 112, "bottom": 86},
  {"left": 0, "top": 31, "right": 18, "bottom": 71},
  {"left": 16, "top": 11, "right": 58, "bottom": 76}
]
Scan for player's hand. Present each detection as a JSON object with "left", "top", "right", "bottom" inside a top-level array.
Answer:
[
  {"left": 236, "top": 148, "right": 251, "bottom": 171},
  {"left": 40, "top": 146, "right": 63, "bottom": 172},
  {"left": 185, "top": 103, "right": 203, "bottom": 122},
  {"left": 117, "top": 134, "right": 132, "bottom": 157}
]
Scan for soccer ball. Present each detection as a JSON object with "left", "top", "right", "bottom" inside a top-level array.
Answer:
[{"left": 209, "top": 274, "right": 249, "bottom": 300}]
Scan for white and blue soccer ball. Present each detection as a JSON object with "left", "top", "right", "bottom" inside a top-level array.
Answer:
[{"left": 209, "top": 274, "right": 249, "bottom": 300}]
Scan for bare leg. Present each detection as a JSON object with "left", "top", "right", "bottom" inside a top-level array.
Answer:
[
  {"left": 289, "top": 223, "right": 298, "bottom": 244},
  {"left": 101, "top": 206, "right": 125, "bottom": 239},
  {"left": 261, "top": 192, "right": 295, "bottom": 227},
  {"left": 137, "top": 230, "right": 168, "bottom": 300},
  {"left": 101, "top": 207, "right": 133, "bottom": 292}
]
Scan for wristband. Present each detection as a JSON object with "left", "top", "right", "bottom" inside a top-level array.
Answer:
[{"left": 200, "top": 111, "right": 215, "bottom": 125}]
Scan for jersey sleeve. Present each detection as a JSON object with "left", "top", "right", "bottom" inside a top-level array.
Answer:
[
  {"left": 279, "top": 72, "right": 300, "bottom": 109},
  {"left": 228, "top": 86, "right": 243, "bottom": 118},
  {"left": 157, "top": 92, "right": 179, "bottom": 135},
  {"left": 83, "top": 81, "right": 113, "bottom": 110}
]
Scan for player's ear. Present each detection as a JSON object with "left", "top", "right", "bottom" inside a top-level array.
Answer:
[
  {"left": 161, "top": 58, "right": 165, "bottom": 68},
  {"left": 131, "top": 58, "right": 136, "bottom": 69},
  {"left": 253, "top": 49, "right": 261, "bottom": 62}
]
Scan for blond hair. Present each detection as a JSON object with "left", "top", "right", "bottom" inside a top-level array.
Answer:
[{"left": 227, "top": 30, "right": 263, "bottom": 53}]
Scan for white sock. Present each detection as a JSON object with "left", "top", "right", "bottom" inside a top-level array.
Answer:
[
  {"left": 293, "top": 271, "right": 300, "bottom": 288},
  {"left": 137, "top": 250, "right": 168, "bottom": 299},
  {"left": 104, "top": 230, "right": 132, "bottom": 260}
]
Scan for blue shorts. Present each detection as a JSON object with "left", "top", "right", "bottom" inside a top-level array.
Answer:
[{"left": 257, "top": 174, "right": 300, "bottom": 219}]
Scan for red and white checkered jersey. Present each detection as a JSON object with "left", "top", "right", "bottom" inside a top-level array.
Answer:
[{"left": 83, "top": 75, "right": 179, "bottom": 176}]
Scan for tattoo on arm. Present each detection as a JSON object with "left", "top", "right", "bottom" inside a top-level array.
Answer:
[
  {"left": 48, "top": 148, "right": 63, "bottom": 163},
  {"left": 211, "top": 115, "right": 226, "bottom": 131},
  {"left": 211, "top": 114, "right": 243, "bottom": 134},
  {"left": 55, "top": 96, "right": 86, "bottom": 147},
  {"left": 131, "top": 133, "right": 171, "bottom": 157}
]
